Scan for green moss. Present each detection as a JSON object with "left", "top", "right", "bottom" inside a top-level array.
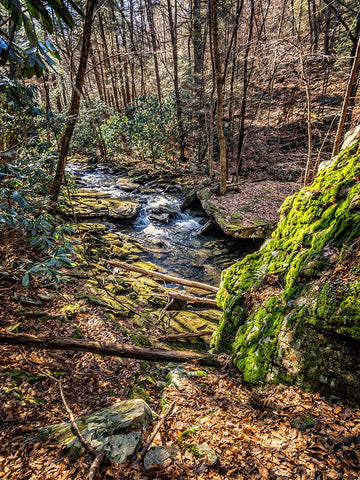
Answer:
[
  {"left": 213, "top": 139, "right": 360, "bottom": 403},
  {"left": 130, "top": 333, "right": 152, "bottom": 347},
  {"left": 178, "top": 426, "right": 199, "bottom": 442},
  {"left": 290, "top": 413, "right": 315, "bottom": 431},
  {"left": 61, "top": 303, "right": 81, "bottom": 319},
  {"left": 185, "top": 444, "right": 202, "bottom": 458},
  {"left": 128, "top": 385, "right": 151, "bottom": 403}
]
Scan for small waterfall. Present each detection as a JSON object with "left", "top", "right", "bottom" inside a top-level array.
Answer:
[{"left": 66, "top": 161, "right": 259, "bottom": 283}]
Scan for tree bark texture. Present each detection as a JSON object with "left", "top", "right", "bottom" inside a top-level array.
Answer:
[{"left": 145, "top": 0, "right": 162, "bottom": 102}]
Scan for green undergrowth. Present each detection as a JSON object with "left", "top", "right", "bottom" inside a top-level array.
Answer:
[{"left": 213, "top": 139, "right": 360, "bottom": 403}]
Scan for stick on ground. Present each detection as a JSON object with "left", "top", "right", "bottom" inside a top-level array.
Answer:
[{"left": 108, "top": 260, "right": 219, "bottom": 293}]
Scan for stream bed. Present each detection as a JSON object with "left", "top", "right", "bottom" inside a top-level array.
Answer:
[{"left": 67, "top": 162, "right": 261, "bottom": 285}]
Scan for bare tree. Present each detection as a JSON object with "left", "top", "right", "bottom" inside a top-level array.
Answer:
[
  {"left": 210, "top": 0, "right": 227, "bottom": 195},
  {"left": 50, "top": 0, "right": 98, "bottom": 209}
]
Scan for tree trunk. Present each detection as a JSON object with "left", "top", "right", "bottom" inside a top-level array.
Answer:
[
  {"left": 192, "top": 0, "right": 205, "bottom": 131},
  {"left": 0, "top": 332, "right": 220, "bottom": 367},
  {"left": 166, "top": 0, "right": 185, "bottom": 162},
  {"left": 90, "top": 49, "right": 105, "bottom": 102},
  {"left": 236, "top": 0, "right": 254, "bottom": 177},
  {"left": 99, "top": 12, "right": 120, "bottom": 111},
  {"left": 119, "top": 0, "right": 132, "bottom": 106},
  {"left": 209, "top": 0, "right": 227, "bottom": 195},
  {"left": 300, "top": 53, "right": 313, "bottom": 186},
  {"left": 50, "top": 0, "right": 98, "bottom": 209},
  {"left": 145, "top": 0, "right": 162, "bottom": 102},
  {"left": 332, "top": 34, "right": 360, "bottom": 157}
]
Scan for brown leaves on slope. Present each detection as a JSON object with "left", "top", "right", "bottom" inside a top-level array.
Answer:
[{"left": 0, "top": 280, "right": 359, "bottom": 480}]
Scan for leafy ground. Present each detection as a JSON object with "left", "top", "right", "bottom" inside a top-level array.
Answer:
[{"left": 1, "top": 270, "right": 359, "bottom": 480}]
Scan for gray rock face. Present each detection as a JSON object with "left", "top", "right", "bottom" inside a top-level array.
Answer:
[
  {"left": 148, "top": 204, "right": 182, "bottom": 224},
  {"left": 144, "top": 445, "right": 180, "bottom": 470},
  {"left": 166, "top": 366, "right": 189, "bottom": 389},
  {"left": 35, "top": 399, "right": 153, "bottom": 463}
]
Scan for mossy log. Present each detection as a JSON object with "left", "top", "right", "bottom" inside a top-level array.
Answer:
[
  {"left": 108, "top": 260, "right": 219, "bottom": 293},
  {"left": 0, "top": 332, "right": 220, "bottom": 367}
]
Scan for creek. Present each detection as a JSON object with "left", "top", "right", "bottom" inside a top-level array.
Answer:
[{"left": 67, "top": 162, "right": 261, "bottom": 285}]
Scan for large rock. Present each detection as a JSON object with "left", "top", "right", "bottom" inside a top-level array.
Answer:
[
  {"left": 34, "top": 399, "right": 153, "bottom": 463},
  {"left": 198, "top": 181, "right": 298, "bottom": 238},
  {"left": 213, "top": 139, "right": 360, "bottom": 405},
  {"left": 62, "top": 189, "right": 141, "bottom": 221}
]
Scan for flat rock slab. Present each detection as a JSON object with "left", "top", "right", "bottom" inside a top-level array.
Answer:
[
  {"left": 33, "top": 399, "right": 152, "bottom": 463},
  {"left": 116, "top": 178, "right": 141, "bottom": 191},
  {"left": 63, "top": 189, "right": 141, "bottom": 221},
  {"left": 198, "top": 181, "right": 299, "bottom": 238}
]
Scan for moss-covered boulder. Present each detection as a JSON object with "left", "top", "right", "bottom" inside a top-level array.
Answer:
[
  {"left": 198, "top": 181, "right": 298, "bottom": 238},
  {"left": 212, "top": 139, "right": 360, "bottom": 404},
  {"left": 33, "top": 399, "right": 152, "bottom": 463}
]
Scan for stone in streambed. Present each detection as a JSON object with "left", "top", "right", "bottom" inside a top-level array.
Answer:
[
  {"left": 84, "top": 292, "right": 131, "bottom": 314},
  {"left": 116, "top": 177, "right": 141, "bottom": 192},
  {"left": 166, "top": 310, "right": 221, "bottom": 336},
  {"left": 76, "top": 222, "right": 107, "bottom": 233},
  {"left": 102, "top": 232, "right": 123, "bottom": 246},
  {"left": 62, "top": 190, "right": 141, "bottom": 221},
  {"left": 33, "top": 399, "right": 153, "bottom": 464}
]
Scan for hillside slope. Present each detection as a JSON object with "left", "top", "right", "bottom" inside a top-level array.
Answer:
[{"left": 213, "top": 138, "right": 360, "bottom": 405}]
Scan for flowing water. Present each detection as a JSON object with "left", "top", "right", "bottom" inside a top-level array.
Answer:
[{"left": 67, "top": 162, "right": 261, "bottom": 285}]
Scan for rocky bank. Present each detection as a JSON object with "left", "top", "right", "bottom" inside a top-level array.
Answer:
[{"left": 213, "top": 137, "right": 360, "bottom": 405}]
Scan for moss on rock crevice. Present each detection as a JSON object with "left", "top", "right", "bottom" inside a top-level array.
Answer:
[{"left": 213, "top": 139, "right": 360, "bottom": 404}]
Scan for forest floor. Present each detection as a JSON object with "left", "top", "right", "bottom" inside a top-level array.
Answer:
[
  {"left": 1, "top": 256, "right": 360, "bottom": 480},
  {"left": 2, "top": 106, "right": 360, "bottom": 478}
]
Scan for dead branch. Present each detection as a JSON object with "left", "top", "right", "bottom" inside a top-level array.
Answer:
[
  {"left": 20, "top": 350, "right": 105, "bottom": 479},
  {"left": 138, "top": 401, "right": 176, "bottom": 459},
  {"left": 108, "top": 260, "right": 219, "bottom": 293},
  {"left": 158, "top": 331, "right": 214, "bottom": 341},
  {"left": 88, "top": 453, "right": 106, "bottom": 480},
  {"left": 160, "top": 290, "right": 218, "bottom": 306},
  {"left": 1, "top": 332, "right": 220, "bottom": 367},
  {"left": 156, "top": 297, "right": 174, "bottom": 325}
]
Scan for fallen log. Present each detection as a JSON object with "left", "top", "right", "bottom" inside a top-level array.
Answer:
[
  {"left": 0, "top": 332, "right": 220, "bottom": 367},
  {"left": 108, "top": 260, "right": 219, "bottom": 293}
]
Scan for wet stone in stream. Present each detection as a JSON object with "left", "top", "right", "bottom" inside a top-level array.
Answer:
[{"left": 66, "top": 162, "right": 261, "bottom": 285}]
